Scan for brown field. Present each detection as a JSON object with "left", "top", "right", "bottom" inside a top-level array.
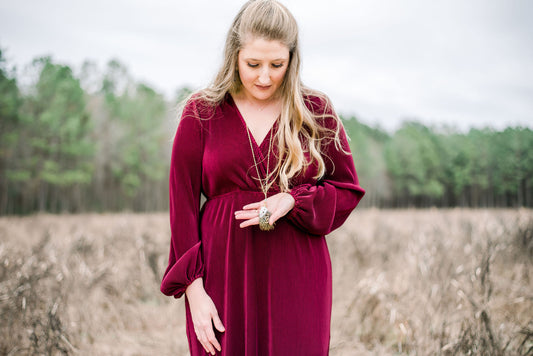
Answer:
[{"left": 1, "top": 209, "right": 532, "bottom": 355}]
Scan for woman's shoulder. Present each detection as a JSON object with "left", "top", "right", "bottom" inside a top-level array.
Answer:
[
  {"left": 181, "top": 91, "right": 218, "bottom": 120},
  {"left": 302, "top": 88, "right": 339, "bottom": 129},
  {"left": 302, "top": 89, "right": 336, "bottom": 116}
]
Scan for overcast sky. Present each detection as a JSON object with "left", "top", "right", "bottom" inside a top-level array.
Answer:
[{"left": 1, "top": 0, "right": 532, "bottom": 131}]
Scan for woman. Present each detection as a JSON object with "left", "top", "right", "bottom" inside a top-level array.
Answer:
[{"left": 160, "top": 1, "right": 365, "bottom": 355}]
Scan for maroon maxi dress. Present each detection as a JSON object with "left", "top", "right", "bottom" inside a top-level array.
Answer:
[{"left": 160, "top": 93, "right": 365, "bottom": 356}]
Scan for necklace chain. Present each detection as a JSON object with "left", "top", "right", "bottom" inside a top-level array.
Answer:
[{"left": 245, "top": 126, "right": 274, "bottom": 202}]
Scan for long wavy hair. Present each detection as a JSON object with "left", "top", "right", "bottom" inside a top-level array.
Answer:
[{"left": 189, "top": 0, "right": 346, "bottom": 192}]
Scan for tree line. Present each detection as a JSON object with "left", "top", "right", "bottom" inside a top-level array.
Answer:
[
  {"left": 345, "top": 119, "right": 533, "bottom": 208},
  {"left": 1, "top": 51, "right": 532, "bottom": 214},
  {"left": 1, "top": 51, "right": 173, "bottom": 214}
]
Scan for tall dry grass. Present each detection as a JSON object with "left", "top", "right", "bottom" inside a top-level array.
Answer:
[
  {"left": 329, "top": 209, "right": 533, "bottom": 355},
  {"left": 0, "top": 209, "right": 532, "bottom": 355}
]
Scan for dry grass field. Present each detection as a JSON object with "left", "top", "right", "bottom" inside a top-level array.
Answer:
[{"left": 1, "top": 209, "right": 532, "bottom": 355}]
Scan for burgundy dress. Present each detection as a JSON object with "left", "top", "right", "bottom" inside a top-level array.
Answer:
[{"left": 160, "top": 93, "right": 364, "bottom": 356}]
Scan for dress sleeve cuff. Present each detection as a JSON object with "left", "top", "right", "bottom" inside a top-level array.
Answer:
[
  {"left": 160, "top": 241, "right": 204, "bottom": 298},
  {"left": 288, "top": 184, "right": 312, "bottom": 219}
]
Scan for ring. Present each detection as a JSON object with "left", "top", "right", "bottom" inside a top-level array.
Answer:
[{"left": 258, "top": 206, "right": 275, "bottom": 231}]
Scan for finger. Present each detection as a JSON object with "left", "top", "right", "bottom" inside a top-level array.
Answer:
[
  {"left": 198, "top": 325, "right": 216, "bottom": 354},
  {"left": 200, "top": 329, "right": 215, "bottom": 355},
  {"left": 236, "top": 206, "right": 261, "bottom": 212},
  {"left": 268, "top": 210, "right": 283, "bottom": 225},
  {"left": 206, "top": 326, "right": 221, "bottom": 352},
  {"left": 196, "top": 328, "right": 210, "bottom": 354},
  {"left": 202, "top": 342, "right": 211, "bottom": 355},
  {"left": 212, "top": 312, "right": 225, "bottom": 333},
  {"left": 242, "top": 201, "right": 262, "bottom": 210},
  {"left": 240, "top": 217, "right": 259, "bottom": 228},
  {"left": 234, "top": 211, "right": 258, "bottom": 220}
]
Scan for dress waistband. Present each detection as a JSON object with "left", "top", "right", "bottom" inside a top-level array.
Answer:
[{"left": 206, "top": 189, "right": 264, "bottom": 202}]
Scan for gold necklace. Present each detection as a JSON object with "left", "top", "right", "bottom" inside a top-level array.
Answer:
[{"left": 245, "top": 125, "right": 275, "bottom": 231}]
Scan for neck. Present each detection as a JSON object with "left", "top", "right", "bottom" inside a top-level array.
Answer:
[{"left": 237, "top": 90, "right": 280, "bottom": 111}]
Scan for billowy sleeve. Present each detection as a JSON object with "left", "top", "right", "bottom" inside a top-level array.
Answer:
[
  {"left": 286, "top": 102, "right": 365, "bottom": 236},
  {"left": 160, "top": 100, "right": 204, "bottom": 298}
]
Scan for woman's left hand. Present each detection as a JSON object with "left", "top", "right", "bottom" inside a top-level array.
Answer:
[{"left": 234, "top": 192, "right": 295, "bottom": 228}]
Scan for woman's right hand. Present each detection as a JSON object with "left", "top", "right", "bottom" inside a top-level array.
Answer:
[{"left": 185, "top": 278, "right": 225, "bottom": 355}]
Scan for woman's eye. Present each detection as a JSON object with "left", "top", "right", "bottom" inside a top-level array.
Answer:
[
  {"left": 247, "top": 63, "right": 259, "bottom": 68},
  {"left": 272, "top": 63, "right": 284, "bottom": 68}
]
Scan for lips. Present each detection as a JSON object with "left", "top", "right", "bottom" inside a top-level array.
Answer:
[{"left": 255, "top": 84, "right": 272, "bottom": 90}]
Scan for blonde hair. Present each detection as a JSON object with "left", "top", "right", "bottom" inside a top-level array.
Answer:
[{"left": 189, "top": 0, "right": 346, "bottom": 192}]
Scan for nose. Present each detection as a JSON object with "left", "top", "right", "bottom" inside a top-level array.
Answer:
[{"left": 258, "top": 67, "right": 271, "bottom": 85}]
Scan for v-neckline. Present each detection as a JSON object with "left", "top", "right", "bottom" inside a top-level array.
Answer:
[{"left": 228, "top": 93, "right": 278, "bottom": 150}]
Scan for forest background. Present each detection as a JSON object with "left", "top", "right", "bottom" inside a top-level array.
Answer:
[{"left": 1, "top": 51, "right": 532, "bottom": 215}]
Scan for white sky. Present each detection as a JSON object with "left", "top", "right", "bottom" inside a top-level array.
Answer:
[{"left": 1, "top": 0, "right": 532, "bottom": 131}]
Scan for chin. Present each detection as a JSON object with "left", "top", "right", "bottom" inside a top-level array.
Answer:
[
  {"left": 252, "top": 90, "right": 276, "bottom": 101},
  {"left": 255, "top": 94, "right": 274, "bottom": 101}
]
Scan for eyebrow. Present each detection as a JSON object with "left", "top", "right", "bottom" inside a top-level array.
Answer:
[{"left": 244, "top": 57, "right": 289, "bottom": 61}]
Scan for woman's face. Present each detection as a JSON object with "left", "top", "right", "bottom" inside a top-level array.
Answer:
[{"left": 237, "top": 36, "right": 290, "bottom": 102}]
